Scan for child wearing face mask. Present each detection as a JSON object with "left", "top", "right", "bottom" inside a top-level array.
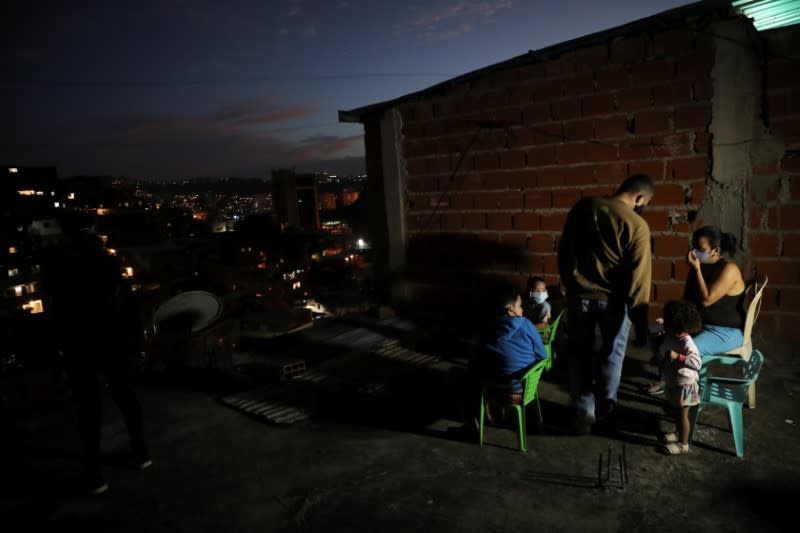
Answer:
[{"left": 525, "top": 276, "right": 552, "bottom": 329}]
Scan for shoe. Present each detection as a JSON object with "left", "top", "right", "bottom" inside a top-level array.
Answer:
[
  {"left": 646, "top": 381, "right": 665, "bottom": 395},
  {"left": 662, "top": 442, "right": 690, "bottom": 455},
  {"left": 569, "top": 413, "right": 596, "bottom": 435},
  {"left": 84, "top": 475, "right": 109, "bottom": 496},
  {"left": 661, "top": 432, "right": 679, "bottom": 444}
]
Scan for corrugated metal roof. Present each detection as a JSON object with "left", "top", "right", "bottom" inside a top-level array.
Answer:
[
  {"left": 339, "top": 0, "right": 738, "bottom": 123},
  {"left": 733, "top": 0, "right": 800, "bottom": 30}
]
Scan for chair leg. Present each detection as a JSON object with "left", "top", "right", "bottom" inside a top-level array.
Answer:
[
  {"left": 728, "top": 403, "right": 745, "bottom": 458},
  {"left": 533, "top": 398, "right": 543, "bottom": 432},
  {"left": 479, "top": 393, "right": 486, "bottom": 446},
  {"left": 517, "top": 405, "right": 527, "bottom": 453},
  {"left": 747, "top": 383, "right": 756, "bottom": 409}
]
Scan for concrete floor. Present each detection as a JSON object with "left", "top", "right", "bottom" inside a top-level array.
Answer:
[{"left": 2, "top": 315, "right": 799, "bottom": 532}]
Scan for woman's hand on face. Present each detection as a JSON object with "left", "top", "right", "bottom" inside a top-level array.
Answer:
[{"left": 687, "top": 249, "right": 701, "bottom": 270}]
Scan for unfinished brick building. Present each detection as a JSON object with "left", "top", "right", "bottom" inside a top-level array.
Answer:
[{"left": 340, "top": 1, "right": 800, "bottom": 339}]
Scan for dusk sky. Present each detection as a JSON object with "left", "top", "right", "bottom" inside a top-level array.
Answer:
[{"left": 1, "top": 0, "right": 692, "bottom": 180}]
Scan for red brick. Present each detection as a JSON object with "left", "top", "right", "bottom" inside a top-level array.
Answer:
[
  {"left": 536, "top": 168, "right": 564, "bottom": 187},
  {"left": 583, "top": 93, "right": 616, "bottom": 117},
  {"left": 586, "top": 143, "right": 619, "bottom": 162},
  {"left": 652, "top": 184, "right": 687, "bottom": 206},
  {"left": 595, "top": 116, "right": 628, "bottom": 139},
  {"left": 693, "top": 79, "right": 713, "bottom": 101},
  {"left": 552, "top": 99, "right": 582, "bottom": 120},
  {"left": 594, "top": 163, "right": 627, "bottom": 184},
  {"left": 527, "top": 146, "right": 557, "bottom": 166},
  {"left": 408, "top": 176, "right": 438, "bottom": 193},
  {"left": 651, "top": 133, "right": 693, "bottom": 157},
  {"left": 674, "top": 104, "right": 711, "bottom": 130},
  {"left": 493, "top": 169, "right": 537, "bottom": 190},
  {"left": 441, "top": 213, "right": 463, "bottom": 231},
  {"left": 748, "top": 232, "right": 779, "bottom": 257},
  {"left": 759, "top": 288, "right": 779, "bottom": 311},
  {"left": 524, "top": 191, "right": 552, "bottom": 209},
  {"left": 779, "top": 288, "right": 800, "bottom": 312},
  {"left": 487, "top": 213, "right": 513, "bottom": 230},
  {"left": 780, "top": 205, "right": 800, "bottom": 230},
  {"left": 668, "top": 156, "right": 708, "bottom": 181},
  {"left": 408, "top": 213, "right": 439, "bottom": 231},
  {"left": 563, "top": 119, "right": 594, "bottom": 141},
  {"left": 753, "top": 311, "right": 777, "bottom": 337},
  {"left": 427, "top": 157, "right": 452, "bottom": 174},
  {"left": 635, "top": 110, "right": 671, "bottom": 134},
  {"left": 617, "top": 87, "right": 652, "bottom": 111},
  {"left": 674, "top": 260, "right": 690, "bottom": 281},
  {"left": 653, "top": 81, "right": 693, "bottom": 106},
  {"left": 632, "top": 60, "right": 677, "bottom": 86},
  {"left": 676, "top": 53, "right": 713, "bottom": 80},
  {"left": 654, "top": 28, "right": 692, "bottom": 57},
  {"left": 451, "top": 194, "right": 473, "bottom": 209},
  {"left": 694, "top": 132, "right": 712, "bottom": 154},
  {"left": 562, "top": 166, "right": 599, "bottom": 186},
  {"left": 533, "top": 123, "right": 565, "bottom": 144},
  {"left": 596, "top": 67, "right": 630, "bottom": 91},
  {"left": 611, "top": 35, "right": 647, "bottom": 65},
  {"left": 478, "top": 91, "right": 502, "bottom": 111},
  {"left": 781, "top": 157, "right": 800, "bottom": 174},
  {"left": 463, "top": 213, "right": 486, "bottom": 230},
  {"left": 542, "top": 254, "right": 559, "bottom": 275},
  {"left": 508, "top": 127, "right": 536, "bottom": 149},
  {"left": 545, "top": 59, "right": 565, "bottom": 78},
  {"left": 450, "top": 174, "right": 482, "bottom": 190},
  {"left": 655, "top": 235, "right": 691, "bottom": 257},
  {"left": 642, "top": 211, "right": 670, "bottom": 231},
  {"left": 581, "top": 186, "right": 616, "bottom": 198},
  {"left": 474, "top": 192, "right": 524, "bottom": 210},
  {"left": 541, "top": 213, "right": 568, "bottom": 231},
  {"left": 517, "top": 63, "right": 546, "bottom": 83},
  {"left": 563, "top": 45, "right": 609, "bottom": 72},
  {"left": 499, "top": 150, "right": 527, "bottom": 170},
  {"left": 652, "top": 259, "right": 673, "bottom": 281},
  {"left": 769, "top": 60, "right": 800, "bottom": 89},
  {"left": 628, "top": 160, "right": 665, "bottom": 181},
  {"left": 528, "top": 233, "right": 554, "bottom": 253},
  {"left": 522, "top": 103, "right": 552, "bottom": 124},
  {"left": 534, "top": 80, "right": 563, "bottom": 101},
  {"left": 691, "top": 183, "right": 706, "bottom": 204},
  {"left": 406, "top": 158, "right": 426, "bottom": 175},
  {"left": 619, "top": 140, "right": 652, "bottom": 160},
  {"left": 507, "top": 86, "right": 535, "bottom": 106},
  {"left": 513, "top": 213, "right": 539, "bottom": 231},
  {"left": 782, "top": 234, "right": 800, "bottom": 257},
  {"left": 501, "top": 233, "right": 528, "bottom": 247},
  {"left": 552, "top": 190, "right": 582, "bottom": 208},
  {"left": 673, "top": 223, "right": 692, "bottom": 233},
  {"left": 755, "top": 259, "right": 800, "bottom": 284},
  {"left": 780, "top": 313, "right": 800, "bottom": 339},
  {"left": 648, "top": 304, "right": 665, "bottom": 323},
  {"left": 562, "top": 75, "right": 595, "bottom": 97},
  {"left": 655, "top": 282, "right": 685, "bottom": 302},
  {"left": 772, "top": 118, "right": 800, "bottom": 143},
  {"left": 556, "top": 143, "right": 586, "bottom": 164},
  {"left": 473, "top": 153, "right": 499, "bottom": 171},
  {"left": 518, "top": 254, "right": 542, "bottom": 273}
]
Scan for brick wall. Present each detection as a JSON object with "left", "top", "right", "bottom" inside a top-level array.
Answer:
[
  {"left": 747, "top": 27, "right": 800, "bottom": 339},
  {"left": 399, "top": 27, "right": 712, "bottom": 322}
]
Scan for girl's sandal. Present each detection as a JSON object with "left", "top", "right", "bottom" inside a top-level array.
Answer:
[
  {"left": 662, "top": 442, "right": 690, "bottom": 455},
  {"left": 661, "top": 433, "right": 679, "bottom": 444}
]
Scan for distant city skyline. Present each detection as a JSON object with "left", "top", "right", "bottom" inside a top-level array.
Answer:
[{"left": 2, "top": 0, "right": 691, "bottom": 179}]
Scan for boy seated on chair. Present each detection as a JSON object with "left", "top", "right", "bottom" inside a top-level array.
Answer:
[{"left": 461, "top": 284, "right": 548, "bottom": 434}]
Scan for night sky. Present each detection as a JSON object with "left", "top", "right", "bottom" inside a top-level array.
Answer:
[{"left": 1, "top": 0, "right": 691, "bottom": 179}]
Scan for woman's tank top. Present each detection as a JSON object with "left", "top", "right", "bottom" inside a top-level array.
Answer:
[{"left": 687, "top": 259, "right": 745, "bottom": 329}]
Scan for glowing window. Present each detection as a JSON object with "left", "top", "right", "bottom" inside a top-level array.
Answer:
[
  {"left": 8, "top": 268, "right": 19, "bottom": 277},
  {"left": 8, "top": 246, "right": 17, "bottom": 254},
  {"left": 9, "top": 167, "right": 18, "bottom": 173},
  {"left": 67, "top": 192, "right": 75, "bottom": 200},
  {"left": 22, "top": 299, "right": 44, "bottom": 314},
  {"left": 13, "top": 285, "right": 24, "bottom": 296}
]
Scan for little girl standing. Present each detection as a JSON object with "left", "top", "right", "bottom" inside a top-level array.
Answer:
[{"left": 659, "top": 300, "right": 704, "bottom": 455}]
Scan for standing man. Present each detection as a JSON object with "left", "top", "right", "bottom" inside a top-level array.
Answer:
[{"left": 558, "top": 174, "right": 654, "bottom": 434}]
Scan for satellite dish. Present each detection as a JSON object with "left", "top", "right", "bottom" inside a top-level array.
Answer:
[{"left": 153, "top": 291, "right": 223, "bottom": 336}]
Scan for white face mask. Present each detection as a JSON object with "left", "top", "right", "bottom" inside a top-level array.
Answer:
[{"left": 530, "top": 290, "right": 548, "bottom": 304}]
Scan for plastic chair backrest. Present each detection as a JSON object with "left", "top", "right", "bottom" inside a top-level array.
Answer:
[
  {"left": 521, "top": 358, "right": 548, "bottom": 405},
  {"left": 741, "top": 275, "right": 768, "bottom": 344},
  {"left": 539, "top": 310, "right": 564, "bottom": 345},
  {"left": 742, "top": 349, "right": 764, "bottom": 383}
]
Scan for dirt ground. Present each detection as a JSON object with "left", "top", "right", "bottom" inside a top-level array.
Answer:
[{"left": 1, "top": 313, "right": 799, "bottom": 532}]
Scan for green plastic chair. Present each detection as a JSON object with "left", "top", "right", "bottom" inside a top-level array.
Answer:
[
  {"left": 689, "top": 350, "right": 764, "bottom": 458},
  {"left": 479, "top": 358, "right": 548, "bottom": 452},
  {"left": 537, "top": 310, "right": 564, "bottom": 371}
]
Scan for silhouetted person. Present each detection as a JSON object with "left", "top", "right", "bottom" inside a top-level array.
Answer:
[
  {"left": 44, "top": 232, "right": 150, "bottom": 495},
  {"left": 558, "top": 174, "right": 654, "bottom": 434}
]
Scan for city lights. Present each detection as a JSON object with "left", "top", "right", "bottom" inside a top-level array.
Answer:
[{"left": 22, "top": 299, "right": 44, "bottom": 314}]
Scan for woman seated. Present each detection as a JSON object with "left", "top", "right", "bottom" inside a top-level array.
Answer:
[{"left": 648, "top": 225, "right": 746, "bottom": 395}]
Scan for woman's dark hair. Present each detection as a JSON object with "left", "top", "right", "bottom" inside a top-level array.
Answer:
[
  {"left": 692, "top": 225, "right": 738, "bottom": 256},
  {"left": 663, "top": 300, "right": 703, "bottom": 335}
]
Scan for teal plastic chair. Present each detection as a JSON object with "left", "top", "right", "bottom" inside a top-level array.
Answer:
[
  {"left": 479, "top": 358, "right": 548, "bottom": 452},
  {"left": 689, "top": 350, "right": 764, "bottom": 458},
  {"left": 537, "top": 310, "right": 564, "bottom": 371}
]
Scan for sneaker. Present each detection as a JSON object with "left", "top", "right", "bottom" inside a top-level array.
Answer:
[
  {"left": 647, "top": 381, "right": 665, "bottom": 395},
  {"left": 84, "top": 475, "right": 109, "bottom": 496},
  {"left": 569, "top": 412, "right": 596, "bottom": 435}
]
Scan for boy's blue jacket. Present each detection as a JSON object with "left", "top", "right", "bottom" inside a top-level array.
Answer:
[{"left": 474, "top": 316, "right": 547, "bottom": 391}]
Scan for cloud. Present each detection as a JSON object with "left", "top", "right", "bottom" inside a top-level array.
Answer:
[
  {"left": 303, "top": 25, "right": 317, "bottom": 37},
  {"left": 0, "top": 98, "right": 363, "bottom": 179},
  {"left": 397, "top": 1, "right": 512, "bottom": 40}
]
